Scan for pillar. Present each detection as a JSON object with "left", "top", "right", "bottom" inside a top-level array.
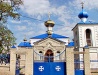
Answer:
[
  {"left": 10, "top": 49, "right": 16, "bottom": 75},
  {"left": 83, "top": 47, "right": 91, "bottom": 75},
  {"left": 66, "top": 47, "right": 74, "bottom": 75},
  {"left": 25, "top": 48, "right": 33, "bottom": 75}
]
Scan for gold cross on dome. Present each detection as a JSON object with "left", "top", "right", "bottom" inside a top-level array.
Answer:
[{"left": 48, "top": 12, "right": 51, "bottom": 20}]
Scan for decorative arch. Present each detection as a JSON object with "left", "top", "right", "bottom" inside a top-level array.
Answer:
[{"left": 85, "top": 29, "right": 92, "bottom": 46}]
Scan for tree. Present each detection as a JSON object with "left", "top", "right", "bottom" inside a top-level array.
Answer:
[
  {"left": 0, "top": 0, "right": 23, "bottom": 53},
  {"left": 0, "top": 24, "right": 16, "bottom": 53},
  {"left": 0, "top": 0, "right": 23, "bottom": 23}
]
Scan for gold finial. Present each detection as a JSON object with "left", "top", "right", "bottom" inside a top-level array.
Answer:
[
  {"left": 81, "top": 2, "right": 84, "bottom": 9},
  {"left": 48, "top": 12, "right": 51, "bottom": 20}
]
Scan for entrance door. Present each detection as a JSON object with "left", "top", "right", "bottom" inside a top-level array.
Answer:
[{"left": 44, "top": 49, "right": 54, "bottom": 62}]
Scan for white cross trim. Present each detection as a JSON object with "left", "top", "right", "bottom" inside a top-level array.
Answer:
[
  {"left": 39, "top": 66, "right": 44, "bottom": 71},
  {"left": 55, "top": 66, "right": 61, "bottom": 71}
]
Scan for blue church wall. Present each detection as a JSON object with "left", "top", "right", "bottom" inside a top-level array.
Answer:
[{"left": 34, "top": 62, "right": 66, "bottom": 75}]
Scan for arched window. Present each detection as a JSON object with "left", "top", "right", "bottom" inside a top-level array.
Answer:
[
  {"left": 86, "top": 29, "right": 92, "bottom": 46},
  {"left": 39, "top": 51, "right": 43, "bottom": 60},
  {"left": 56, "top": 51, "right": 60, "bottom": 60}
]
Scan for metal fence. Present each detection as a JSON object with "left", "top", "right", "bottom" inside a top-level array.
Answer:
[
  {"left": 0, "top": 53, "right": 10, "bottom": 65},
  {"left": 74, "top": 60, "right": 98, "bottom": 70},
  {"left": 90, "top": 60, "right": 98, "bottom": 70},
  {"left": 74, "top": 60, "right": 84, "bottom": 70}
]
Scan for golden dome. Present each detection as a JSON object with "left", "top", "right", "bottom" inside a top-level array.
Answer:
[{"left": 45, "top": 20, "right": 55, "bottom": 27}]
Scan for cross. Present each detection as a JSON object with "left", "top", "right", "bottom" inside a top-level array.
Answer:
[
  {"left": 24, "top": 34, "right": 26, "bottom": 39},
  {"left": 81, "top": 2, "right": 84, "bottom": 9},
  {"left": 24, "top": 34, "right": 27, "bottom": 41},
  {"left": 48, "top": 12, "right": 51, "bottom": 20},
  {"left": 39, "top": 66, "right": 44, "bottom": 71},
  {"left": 55, "top": 66, "right": 61, "bottom": 71}
]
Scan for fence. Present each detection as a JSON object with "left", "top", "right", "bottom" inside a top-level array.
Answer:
[{"left": 0, "top": 53, "right": 10, "bottom": 65}]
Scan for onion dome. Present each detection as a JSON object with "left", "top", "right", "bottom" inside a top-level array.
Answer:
[
  {"left": 23, "top": 37, "right": 27, "bottom": 41},
  {"left": 11, "top": 45, "right": 16, "bottom": 48},
  {"left": 44, "top": 12, "right": 55, "bottom": 35},
  {"left": 18, "top": 41, "right": 32, "bottom": 47},
  {"left": 18, "top": 38, "right": 32, "bottom": 47},
  {"left": 78, "top": 10, "right": 88, "bottom": 19},
  {"left": 78, "top": 2, "right": 88, "bottom": 22},
  {"left": 45, "top": 20, "right": 55, "bottom": 35},
  {"left": 44, "top": 20, "right": 55, "bottom": 27}
]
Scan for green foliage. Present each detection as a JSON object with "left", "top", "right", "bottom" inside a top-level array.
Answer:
[
  {"left": 0, "top": 0, "right": 23, "bottom": 53},
  {"left": 0, "top": 0, "right": 23, "bottom": 23},
  {"left": 0, "top": 24, "right": 16, "bottom": 52}
]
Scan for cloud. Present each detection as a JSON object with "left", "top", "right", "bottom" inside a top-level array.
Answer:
[
  {"left": 70, "top": 0, "right": 98, "bottom": 10},
  {"left": 21, "top": 0, "right": 50, "bottom": 15},
  {"left": 19, "top": 0, "right": 80, "bottom": 41},
  {"left": 83, "top": 0, "right": 98, "bottom": 9},
  {"left": 21, "top": 0, "right": 79, "bottom": 24},
  {"left": 21, "top": 0, "right": 71, "bottom": 18},
  {"left": 16, "top": 25, "right": 27, "bottom": 31},
  {"left": 10, "top": 20, "right": 22, "bottom": 24},
  {"left": 8, "top": 0, "right": 98, "bottom": 44},
  {"left": 21, "top": 0, "right": 98, "bottom": 16}
]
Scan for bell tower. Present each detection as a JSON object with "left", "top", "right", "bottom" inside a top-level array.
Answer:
[
  {"left": 72, "top": 2, "right": 98, "bottom": 48},
  {"left": 72, "top": 2, "right": 98, "bottom": 69}
]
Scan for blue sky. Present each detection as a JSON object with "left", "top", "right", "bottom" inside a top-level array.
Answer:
[{"left": 6, "top": 0, "right": 98, "bottom": 45}]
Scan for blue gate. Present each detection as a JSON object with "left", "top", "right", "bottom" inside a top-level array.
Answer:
[
  {"left": 34, "top": 62, "right": 66, "bottom": 75},
  {"left": 74, "top": 60, "right": 84, "bottom": 75},
  {"left": 75, "top": 70, "right": 84, "bottom": 75}
]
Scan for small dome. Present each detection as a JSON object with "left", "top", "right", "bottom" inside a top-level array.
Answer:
[
  {"left": 18, "top": 42, "right": 32, "bottom": 47},
  {"left": 11, "top": 45, "right": 16, "bottom": 48},
  {"left": 45, "top": 20, "right": 55, "bottom": 27},
  {"left": 23, "top": 38, "right": 27, "bottom": 41},
  {"left": 67, "top": 42, "right": 74, "bottom": 47},
  {"left": 78, "top": 10, "right": 88, "bottom": 19}
]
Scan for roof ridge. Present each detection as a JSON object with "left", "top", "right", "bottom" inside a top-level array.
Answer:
[{"left": 30, "top": 33, "right": 69, "bottom": 39}]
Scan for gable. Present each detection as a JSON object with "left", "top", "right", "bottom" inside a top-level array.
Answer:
[{"left": 33, "top": 37, "right": 65, "bottom": 46}]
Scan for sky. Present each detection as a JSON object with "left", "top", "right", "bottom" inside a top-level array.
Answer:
[{"left": 6, "top": 0, "right": 98, "bottom": 45}]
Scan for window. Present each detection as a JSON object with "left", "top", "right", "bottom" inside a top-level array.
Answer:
[
  {"left": 56, "top": 51, "right": 60, "bottom": 60},
  {"left": 86, "top": 29, "right": 92, "bottom": 46},
  {"left": 39, "top": 51, "right": 43, "bottom": 60}
]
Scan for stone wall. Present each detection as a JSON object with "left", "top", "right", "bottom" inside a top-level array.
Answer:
[
  {"left": 0, "top": 44, "right": 98, "bottom": 75},
  {"left": 0, "top": 64, "right": 10, "bottom": 75}
]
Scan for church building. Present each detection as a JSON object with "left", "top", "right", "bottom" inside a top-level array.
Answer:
[{"left": 0, "top": 3, "right": 98, "bottom": 75}]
